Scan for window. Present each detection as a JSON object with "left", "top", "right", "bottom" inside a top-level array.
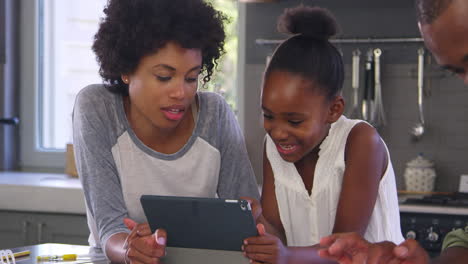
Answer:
[
  {"left": 20, "top": 0, "right": 239, "bottom": 169},
  {"left": 205, "top": 0, "right": 239, "bottom": 111}
]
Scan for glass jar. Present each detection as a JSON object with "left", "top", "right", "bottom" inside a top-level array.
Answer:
[{"left": 404, "top": 154, "right": 437, "bottom": 192}]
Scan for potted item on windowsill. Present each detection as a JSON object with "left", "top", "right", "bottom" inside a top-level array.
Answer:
[{"left": 65, "top": 143, "right": 79, "bottom": 178}]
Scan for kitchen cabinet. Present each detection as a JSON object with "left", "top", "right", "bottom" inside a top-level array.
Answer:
[{"left": 0, "top": 210, "right": 89, "bottom": 249}]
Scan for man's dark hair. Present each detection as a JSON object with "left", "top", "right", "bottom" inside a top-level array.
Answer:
[
  {"left": 415, "top": 0, "right": 453, "bottom": 24},
  {"left": 92, "top": 0, "right": 227, "bottom": 95}
]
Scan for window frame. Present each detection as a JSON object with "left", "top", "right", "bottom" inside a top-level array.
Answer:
[{"left": 19, "top": 0, "right": 66, "bottom": 170}]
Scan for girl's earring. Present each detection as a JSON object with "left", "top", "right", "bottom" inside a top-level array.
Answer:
[{"left": 123, "top": 77, "right": 129, "bottom": 84}]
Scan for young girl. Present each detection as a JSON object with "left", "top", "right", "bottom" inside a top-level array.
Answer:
[
  {"left": 243, "top": 6, "right": 403, "bottom": 264},
  {"left": 73, "top": 0, "right": 259, "bottom": 263}
]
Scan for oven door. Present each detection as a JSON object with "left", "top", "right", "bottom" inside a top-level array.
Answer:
[{"left": 400, "top": 205, "right": 468, "bottom": 258}]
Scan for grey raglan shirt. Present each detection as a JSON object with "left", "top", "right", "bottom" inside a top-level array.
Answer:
[{"left": 73, "top": 84, "right": 260, "bottom": 253}]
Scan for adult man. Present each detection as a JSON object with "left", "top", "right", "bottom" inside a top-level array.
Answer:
[{"left": 317, "top": 0, "right": 468, "bottom": 263}]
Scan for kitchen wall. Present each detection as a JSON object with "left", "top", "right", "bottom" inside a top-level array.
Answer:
[{"left": 239, "top": 0, "right": 468, "bottom": 191}]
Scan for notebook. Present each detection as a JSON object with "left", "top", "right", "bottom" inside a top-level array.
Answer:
[{"left": 0, "top": 249, "right": 30, "bottom": 264}]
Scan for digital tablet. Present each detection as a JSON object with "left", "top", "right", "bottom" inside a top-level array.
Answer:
[{"left": 140, "top": 195, "right": 258, "bottom": 251}]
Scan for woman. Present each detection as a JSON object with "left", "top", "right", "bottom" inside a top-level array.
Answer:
[{"left": 73, "top": 0, "right": 259, "bottom": 263}]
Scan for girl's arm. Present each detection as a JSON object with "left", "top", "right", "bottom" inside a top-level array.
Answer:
[
  {"left": 332, "top": 122, "right": 386, "bottom": 235},
  {"left": 259, "top": 141, "right": 287, "bottom": 243}
]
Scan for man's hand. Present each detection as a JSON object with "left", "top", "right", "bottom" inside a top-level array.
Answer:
[
  {"left": 318, "top": 232, "right": 374, "bottom": 264},
  {"left": 318, "top": 232, "right": 430, "bottom": 264},
  {"left": 123, "top": 218, "right": 167, "bottom": 264},
  {"left": 393, "top": 239, "right": 430, "bottom": 264}
]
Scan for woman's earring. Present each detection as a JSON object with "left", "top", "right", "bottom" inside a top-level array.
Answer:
[{"left": 122, "top": 77, "right": 129, "bottom": 84}]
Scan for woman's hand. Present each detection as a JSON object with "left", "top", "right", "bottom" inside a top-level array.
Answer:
[
  {"left": 243, "top": 223, "right": 290, "bottom": 264},
  {"left": 123, "top": 218, "right": 167, "bottom": 264}
]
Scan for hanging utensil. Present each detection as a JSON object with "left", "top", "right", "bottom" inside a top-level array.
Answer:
[
  {"left": 411, "top": 48, "right": 425, "bottom": 140},
  {"left": 372, "top": 48, "right": 386, "bottom": 128},
  {"left": 362, "top": 49, "right": 374, "bottom": 121},
  {"left": 347, "top": 49, "right": 362, "bottom": 119}
]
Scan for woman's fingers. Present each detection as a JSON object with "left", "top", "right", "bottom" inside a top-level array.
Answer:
[
  {"left": 124, "top": 218, "right": 138, "bottom": 230},
  {"left": 128, "top": 236, "right": 165, "bottom": 259},
  {"left": 126, "top": 245, "right": 158, "bottom": 264},
  {"left": 136, "top": 223, "right": 152, "bottom": 236},
  {"left": 123, "top": 219, "right": 166, "bottom": 263},
  {"left": 155, "top": 229, "right": 167, "bottom": 247},
  {"left": 124, "top": 220, "right": 153, "bottom": 250}
]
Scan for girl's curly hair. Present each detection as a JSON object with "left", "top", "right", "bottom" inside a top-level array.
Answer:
[{"left": 92, "top": 0, "right": 227, "bottom": 95}]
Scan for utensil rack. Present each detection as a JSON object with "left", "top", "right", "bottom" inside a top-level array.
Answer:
[{"left": 256, "top": 37, "right": 424, "bottom": 45}]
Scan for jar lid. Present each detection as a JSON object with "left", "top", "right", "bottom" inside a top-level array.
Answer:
[{"left": 406, "top": 154, "right": 434, "bottom": 168}]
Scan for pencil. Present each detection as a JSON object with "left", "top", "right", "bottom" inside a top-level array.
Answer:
[{"left": 1, "top": 250, "right": 31, "bottom": 261}]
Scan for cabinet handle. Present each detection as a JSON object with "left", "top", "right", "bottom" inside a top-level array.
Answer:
[
  {"left": 22, "top": 220, "right": 30, "bottom": 244},
  {"left": 37, "top": 222, "right": 46, "bottom": 243}
]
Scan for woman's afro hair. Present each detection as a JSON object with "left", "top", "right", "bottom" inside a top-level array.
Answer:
[{"left": 92, "top": 0, "right": 227, "bottom": 95}]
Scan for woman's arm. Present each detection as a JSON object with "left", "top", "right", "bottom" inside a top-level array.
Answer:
[
  {"left": 73, "top": 88, "right": 131, "bottom": 259},
  {"left": 73, "top": 88, "right": 164, "bottom": 263},
  {"left": 215, "top": 95, "right": 260, "bottom": 199},
  {"left": 106, "top": 233, "right": 129, "bottom": 263}
]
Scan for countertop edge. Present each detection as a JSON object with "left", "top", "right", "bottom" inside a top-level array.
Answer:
[{"left": 0, "top": 171, "right": 86, "bottom": 214}]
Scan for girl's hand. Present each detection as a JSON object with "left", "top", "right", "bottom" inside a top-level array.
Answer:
[
  {"left": 123, "top": 218, "right": 167, "bottom": 264},
  {"left": 243, "top": 223, "right": 290, "bottom": 264}
]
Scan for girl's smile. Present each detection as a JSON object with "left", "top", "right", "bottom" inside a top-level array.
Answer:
[{"left": 275, "top": 143, "right": 299, "bottom": 155}]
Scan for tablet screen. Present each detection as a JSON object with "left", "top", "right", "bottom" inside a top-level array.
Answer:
[{"left": 140, "top": 195, "right": 258, "bottom": 251}]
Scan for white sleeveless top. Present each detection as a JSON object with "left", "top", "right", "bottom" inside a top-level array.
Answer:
[{"left": 266, "top": 116, "right": 404, "bottom": 246}]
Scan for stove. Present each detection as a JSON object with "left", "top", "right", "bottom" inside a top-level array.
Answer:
[{"left": 399, "top": 193, "right": 468, "bottom": 257}]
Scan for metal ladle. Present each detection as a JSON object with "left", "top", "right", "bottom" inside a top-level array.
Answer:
[{"left": 411, "top": 48, "right": 425, "bottom": 140}]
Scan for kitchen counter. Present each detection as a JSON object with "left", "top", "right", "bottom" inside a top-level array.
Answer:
[
  {"left": 3, "top": 171, "right": 468, "bottom": 217},
  {"left": 398, "top": 194, "right": 468, "bottom": 215},
  {"left": 0, "top": 171, "right": 86, "bottom": 214},
  {"left": 399, "top": 204, "right": 468, "bottom": 215}
]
